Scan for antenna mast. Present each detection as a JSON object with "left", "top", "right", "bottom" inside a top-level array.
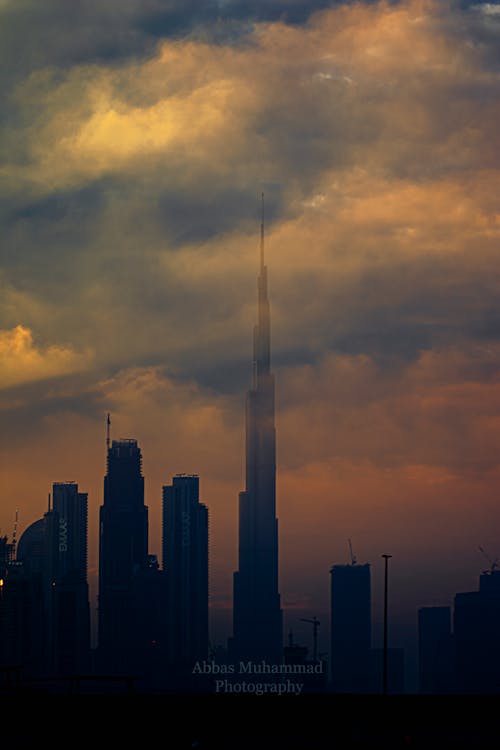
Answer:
[{"left": 106, "top": 412, "right": 111, "bottom": 451}]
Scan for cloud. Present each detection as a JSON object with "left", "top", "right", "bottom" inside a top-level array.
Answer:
[
  {"left": 0, "top": 0, "right": 343, "bottom": 111},
  {"left": 3, "top": 0, "right": 497, "bottom": 193},
  {"left": 0, "top": 325, "right": 93, "bottom": 389},
  {"left": 0, "top": 0, "right": 497, "bottom": 386},
  {"left": 278, "top": 343, "right": 500, "bottom": 474}
]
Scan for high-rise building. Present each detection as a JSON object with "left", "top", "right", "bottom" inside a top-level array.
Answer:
[
  {"left": 45, "top": 482, "right": 90, "bottom": 675},
  {"left": 330, "top": 562, "right": 371, "bottom": 692},
  {"left": 12, "top": 519, "right": 47, "bottom": 677},
  {"left": 129, "top": 553, "right": 169, "bottom": 687},
  {"left": 162, "top": 474, "right": 208, "bottom": 668},
  {"left": 98, "top": 438, "right": 148, "bottom": 670},
  {"left": 454, "top": 569, "right": 500, "bottom": 694},
  {"left": 0, "top": 559, "right": 35, "bottom": 678},
  {"left": 418, "top": 606, "right": 454, "bottom": 694},
  {"left": 232, "top": 197, "right": 282, "bottom": 663},
  {"left": 1, "top": 495, "right": 89, "bottom": 682}
]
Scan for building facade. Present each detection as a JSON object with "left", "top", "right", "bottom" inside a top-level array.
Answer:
[
  {"left": 45, "top": 482, "right": 90, "bottom": 676},
  {"left": 330, "top": 562, "right": 371, "bottom": 692},
  {"left": 98, "top": 439, "right": 148, "bottom": 670},
  {"left": 232, "top": 197, "right": 282, "bottom": 662},
  {"left": 162, "top": 474, "right": 208, "bottom": 669}
]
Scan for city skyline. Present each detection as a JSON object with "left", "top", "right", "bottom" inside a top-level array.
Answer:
[
  {"left": 4, "top": 454, "right": 500, "bottom": 694},
  {"left": 1, "top": 0, "right": 500, "bottom": 685}
]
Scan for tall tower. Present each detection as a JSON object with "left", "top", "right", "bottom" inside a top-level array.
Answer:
[
  {"left": 330, "top": 562, "right": 371, "bottom": 692},
  {"left": 232, "top": 195, "right": 282, "bottom": 662},
  {"left": 98, "top": 438, "right": 148, "bottom": 670},
  {"left": 45, "top": 482, "right": 90, "bottom": 675},
  {"left": 162, "top": 474, "right": 209, "bottom": 668}
]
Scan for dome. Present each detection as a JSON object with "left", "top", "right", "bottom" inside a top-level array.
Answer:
[{"left": 16, "top": 517, "right": 45, "bottom": 572}]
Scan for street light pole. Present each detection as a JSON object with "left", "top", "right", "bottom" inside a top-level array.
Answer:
[{"left": 382, "top": 554, "right": 392, "bottom": 696}]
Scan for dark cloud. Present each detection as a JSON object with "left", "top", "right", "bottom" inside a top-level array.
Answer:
[
  {"left": 0, "top": 0, "right": 343, "bottom": 91},
  {"left": 10, "top": 0, "right": 490, "bottom": 100},
  {"left": 0, "top": 1, "right": 495, "bottom": 84},
  {"left": 0, "top": 375, "right": 104, "bottom": 449},
  {"left": 0, "top": 183, "right": 108, "bottom": 309},
  {"left": 156, "top": 183, "right": 284, "bottom": 247}
]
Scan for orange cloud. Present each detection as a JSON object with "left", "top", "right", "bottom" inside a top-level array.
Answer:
[{"left": 0, "top": 325, "right": 92, "bottom": 390}]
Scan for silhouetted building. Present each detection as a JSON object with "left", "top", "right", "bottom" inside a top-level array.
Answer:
[
  {"left": 284, "top": 630, "right": 327, "bottom": 694},
  {"left": 129, "top": 554, "right": 169, "bottom": 686},
  {"left": 16, "top": 519, "right": 45, "bottom": 574},
  {"left": 0, "top": 535, "right": 15, "bottom": 575},
  {"left": 330, "top": 562, "right": 371, "bottom": 693},
  {"left": 45, "top": 482, "right": 90, "bottom": 675},
  {"left": 418, "top": 606, "right": 454, "bottom": 694},
  {"left": 1, "top": 496, "right": 90, "bottom": 681},
  {"left": 98, "top": 439, "right": 148, "bottom": 671},
  {"left": 454, "top": 569, "right": 500, "bottom": 694},
  {"left": 163, "top": 474, "right": 208, "bottom": 669},
  {"left": 0, "top": 561, "right": 34, "bottom": 674},
  {"left": 283, "top": 630, "right": 308, "bottom": 666},
  {"left": 11, "top": 519, "right": 48, "bottom": 676},
  {"left": 232, "top": 198, "right": 282, "bottom": 662}
]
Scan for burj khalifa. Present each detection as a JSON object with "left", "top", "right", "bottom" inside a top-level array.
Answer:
[{"left": 232, "top": 196, "right": 283, "bottom": 662}]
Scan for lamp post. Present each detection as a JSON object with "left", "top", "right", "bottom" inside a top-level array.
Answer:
[{"left": 382, "top": 554, "right": 392, "bottom": 695}]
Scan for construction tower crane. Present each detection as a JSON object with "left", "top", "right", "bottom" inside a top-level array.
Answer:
[
  {"left": 478, "top": 545, "right": 499, "bottom": 575},
  {"left": 348, "top": 538, "right": 357, "bottom": 566},
  {"left": 300, "top": 616, "right": 320, "bottom": 663}
]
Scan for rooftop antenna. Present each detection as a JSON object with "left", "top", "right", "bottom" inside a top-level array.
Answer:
[{"left": 106, "top": 412, "right": 111, "bottom": 451}]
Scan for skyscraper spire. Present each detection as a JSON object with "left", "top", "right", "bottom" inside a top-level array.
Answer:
[
  {"left": 232, "top": 196, "right": 282, "bottom": 662},
  {"left": 255, "top": 193, "right": 271, "bottom": 382},
  {"left": 106, "top": 412, "right": 111, "bottom": 452}
]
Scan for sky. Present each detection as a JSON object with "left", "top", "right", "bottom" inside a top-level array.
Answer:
[{"left": 1, "top": 0, "right": 500, "bottom": 675}]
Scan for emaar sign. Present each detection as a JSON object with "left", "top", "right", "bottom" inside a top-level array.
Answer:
[{"left": 59, "top": 517, "right": 68, "bottom": 552}]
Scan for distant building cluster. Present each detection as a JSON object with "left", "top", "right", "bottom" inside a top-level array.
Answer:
[{"left": 0, "top": 460, "right": 209, "bottom": 692}]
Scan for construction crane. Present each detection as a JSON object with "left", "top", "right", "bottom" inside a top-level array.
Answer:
[
  {"left": 478, "top": 545, "right": 499, "bottom": 575},
  {"left": 300, "top": 616, "right": 320, "bottom": 663},
  {"left": 348, "top": 538, "right": 357, "bottom": 566}
]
